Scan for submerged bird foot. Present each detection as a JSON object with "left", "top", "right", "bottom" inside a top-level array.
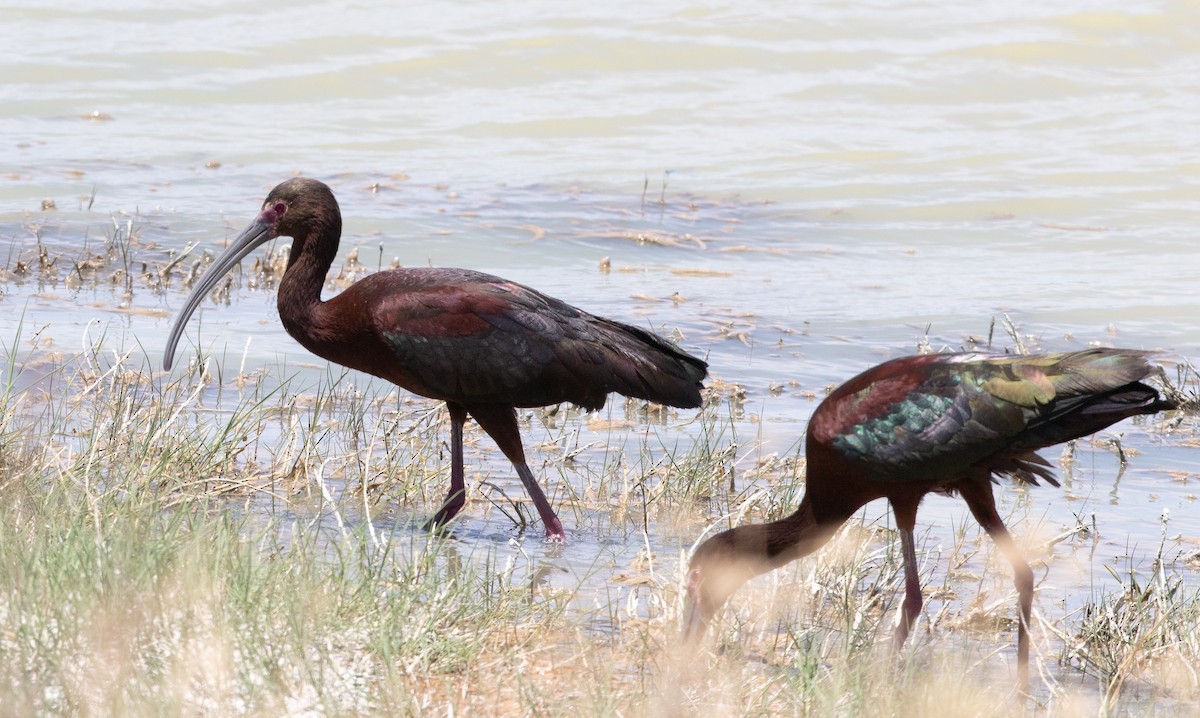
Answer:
[{"left": 542, "top": 517, "right": 567, "bottom": 542}]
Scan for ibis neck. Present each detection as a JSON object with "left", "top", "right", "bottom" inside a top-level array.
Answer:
[
  {"left": 705, "top": 497, "right": 848, "bottom": 589},
  {"left": 689, "top": 496, "right": 850, "bottom": 618},
  {"left": 277, "top": 229, "right": 337, "bottom": 344},
  {"left": 754, "top": 497, "right": 846, "bottom": 572}
]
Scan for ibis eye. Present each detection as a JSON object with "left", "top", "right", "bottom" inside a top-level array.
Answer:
[{"left": 273, "top": 202, "right": 287, "bottom": 215}]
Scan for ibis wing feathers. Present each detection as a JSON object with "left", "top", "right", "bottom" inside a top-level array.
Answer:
[
  {"left": 821, "top": 349, "right": 1169, "bottom": 484},
  {"left": 362, "top": 269, "right": 706, "bottom": 409}
]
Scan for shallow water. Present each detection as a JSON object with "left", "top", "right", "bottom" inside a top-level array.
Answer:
[{"left": 3, "top": 0, "right": 1200, "bottom": 683}]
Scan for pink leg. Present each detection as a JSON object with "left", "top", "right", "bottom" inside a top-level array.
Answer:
[
  {"left": 892, "top": 500, "right": 923, "bottom": 649},
  {"left": 468, "top": 404, "right": 565, "bottom": 541},
  {"left": 960, "top": 480, "right": 1033, "bottom": 691},
  {"left": 426, "top": 403, "right": 468, "bottom": 531}
]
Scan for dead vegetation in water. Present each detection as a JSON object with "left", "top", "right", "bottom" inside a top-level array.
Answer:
[
  {"left": 3, "top": 194, "right": 1200, "bottom": 714},
  {"left": 2, "top": 325, "right": 1200, "bottom": 715},
  {"left": 1056, "top": 559, "right": 1200, "bottom": 708}
]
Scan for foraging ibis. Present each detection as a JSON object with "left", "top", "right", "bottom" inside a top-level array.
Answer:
[
  {"left": 164, "top": 178, "right": 708, "bottom": 540},
  {"left": 682, "top": 349, "right": 1175, "bottom": 688}
]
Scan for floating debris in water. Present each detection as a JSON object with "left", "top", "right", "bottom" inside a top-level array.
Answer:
[{"left": 670, "top": 268, "right": 732, "bottom": 277}]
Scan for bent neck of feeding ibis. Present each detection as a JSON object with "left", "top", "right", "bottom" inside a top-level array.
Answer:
[{"left": 682, "top": 497, "right": 847, "bottom": 641}]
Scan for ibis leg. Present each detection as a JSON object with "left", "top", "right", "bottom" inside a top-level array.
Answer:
[
  {"left": 891, "top": 499, "right": 923, "bottom": 650},
  {"left": 960, "top": 480, "right": 1034, "bottom": 691},
  {"left": 467, "top": 404, "right": 566, "bottom": 540},
  {"left": 427, "top": 403, "right": 469, "bottom": 531}
]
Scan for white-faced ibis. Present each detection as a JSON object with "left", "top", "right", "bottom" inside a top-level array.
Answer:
[
  {"left": 163, "top": 178, "right": 708, "bottom": 540},
  {"left": 682, "top": 348, "right": 1175, "bottom": 688}
]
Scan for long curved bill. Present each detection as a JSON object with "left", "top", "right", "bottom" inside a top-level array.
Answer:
[
  {"left": 680, "top": 588, "right": 712, "bottom": 645},
  {"left": 163, "top": 212, "right": 277, "bottom": 370}
]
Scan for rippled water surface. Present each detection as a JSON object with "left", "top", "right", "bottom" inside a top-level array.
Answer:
[{"left": 3, "top": 0, "right": 1200, "bottom": 679}]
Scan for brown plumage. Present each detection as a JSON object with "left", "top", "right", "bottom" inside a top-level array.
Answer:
[
  {"left": 164, "top": 178, "right": 708, "bottom": 540},
  {"left": 683, "top": 349, "right": 1175, "bottom": 689}
]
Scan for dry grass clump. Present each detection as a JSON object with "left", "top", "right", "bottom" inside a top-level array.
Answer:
[{"left": 1059, "top": 558, "right": 1200, "bottom": 709}]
